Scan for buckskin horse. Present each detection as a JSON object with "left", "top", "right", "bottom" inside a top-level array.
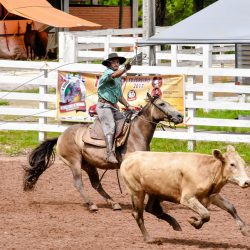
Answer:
[
  {"left": 24, "top": 23, "right": 48, "bottom": 60},
  {"left": 23, "top": 93, "right": 183, "bottom": 222}
]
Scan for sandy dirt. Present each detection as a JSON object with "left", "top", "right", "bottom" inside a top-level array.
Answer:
[{"left": 0, "top": 155, "right": 250, "bottom": 250}]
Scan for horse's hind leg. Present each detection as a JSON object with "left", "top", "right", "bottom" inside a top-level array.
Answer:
[
  {"left": 83, "top": 163, "right": 121, "bottom": 210},
  {"left": 60, "top": 156, "right": 98, "bottom": 212}
]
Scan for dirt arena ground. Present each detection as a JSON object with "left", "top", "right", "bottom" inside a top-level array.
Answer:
[{"left": 0, "top": 155, "right": 250, "bottom": 250}]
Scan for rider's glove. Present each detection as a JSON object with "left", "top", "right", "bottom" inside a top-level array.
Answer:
[{"left": 124, "top": 63, "right": 131, "bottom": 71}]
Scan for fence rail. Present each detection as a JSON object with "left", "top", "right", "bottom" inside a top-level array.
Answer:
[
  {"left": 0, "top": 59, "right": 250, "bottom": 147},
  {"left": 58, "top": 29, "right": 236, "bottom": 68},
  {"left": 1, "top": 27, "right": 248, "bottom": 148}
]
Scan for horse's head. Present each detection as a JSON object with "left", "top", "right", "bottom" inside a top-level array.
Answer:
[
  {"left": 146, "top": 92, "right": 183, "bottom": 124},
  {"left": 25, "top": 23, "right": 32, "bottom": 32}
]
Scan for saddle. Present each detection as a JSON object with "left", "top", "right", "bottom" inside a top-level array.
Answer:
[{"left": 82, "top": 117, "right": 131, "bottom": 148}]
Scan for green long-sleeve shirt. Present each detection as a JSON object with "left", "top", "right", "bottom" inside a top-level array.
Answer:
[{"left": 98, "top": 68, "right": 122, "bottom": 104}]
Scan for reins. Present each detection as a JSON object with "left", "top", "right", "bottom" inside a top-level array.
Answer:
[
  {"left": 97, "top": 96, "right": 177, "bottom": 194},
  {"left": 135, "top": 96, "right": 177, "bottom": 130},
  {"left": 96, "top": 168, "right": 123, "bottom": 194}
]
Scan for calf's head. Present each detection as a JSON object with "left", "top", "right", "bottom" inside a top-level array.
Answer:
[{"left": 213, "top": 145, "right": 250, "bottom": 188}]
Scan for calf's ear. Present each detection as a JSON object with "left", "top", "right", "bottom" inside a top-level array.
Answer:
[
  {"left": 227, "top": 145, "right": 235, "bottom": 152},
  {"left": 213, "top": 149, "right": 225, "bottom": 162}
]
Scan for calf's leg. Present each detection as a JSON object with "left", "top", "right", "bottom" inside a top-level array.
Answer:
[
  {"left": 145, "top": 195, "right": 181, "bottom": 231},
  {"left": 181, "top": 195, "right": 210, "bottom": 229},
  {"left": 211, "top": 194, "right": 250, "bottom": 236},
  {"left": 131, "top": 191, "right": 152, "bottom": 242}
]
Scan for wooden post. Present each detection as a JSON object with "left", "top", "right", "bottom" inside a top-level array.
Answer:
[
  {"left": 39, "top": 68, "right": 48, "bottom": 142},
  {"left": 186, "top": 76, "right": 196, "bottom": 151},
  {"left": 58, "top": 31, "right": 77, "bottom": 63},
  {"left": 119, "top": 0, "right": 123, "bottom": 29},
  {"left": 132, "top": 0, "right": 138, "bottom": 28},
  {"left": 104, "top": 35, "right": 111, "bottom": 60},
  {"left": 171, "top": 45, "right": 177, "bottom": 67},
  {"left": 63, "top": 0, "right": 69, "bottom": 13},
  {"left": 203, "top": 44, "right": 213, "bottom": 109},
  {"left": 142, "top": 0, "right": 156, "bottom": 65},
  {"left": 63, "top": 0, "right": 69, "bottom": 32}
]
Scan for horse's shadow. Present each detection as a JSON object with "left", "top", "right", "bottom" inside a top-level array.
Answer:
[
  {"left": 150, "top": 237, "right": 250, "bottom": 249},
  {"left": 28, "top": 200, "right": 132, "bottom": 210},
  {"left": 95, "top": 202, "right": 132, "bottom": 210}
]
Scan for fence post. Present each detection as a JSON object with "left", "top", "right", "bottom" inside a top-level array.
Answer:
[
  {"left": 104, "top": 35, "right": 111, "bottom": 60},
  {"left": 203, "top": 45, "right": 213, "bottom": 110},
  {"left": 58, "top": 31, "right": 77, "bottom": 63},
  {"left": 39, "top": 67, "right": 48, "bottom": 142},
  {"left": 171, "top": 45, "right": 177, "bottom": 67},
  {"left": 186, "top": 75, "right": 196, "bottom": 151}
]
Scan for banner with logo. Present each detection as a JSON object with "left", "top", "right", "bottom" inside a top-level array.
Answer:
[{"left": 57, "top": 71, "right": 184, "bottom": 122}]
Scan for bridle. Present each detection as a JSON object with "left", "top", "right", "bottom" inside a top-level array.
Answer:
[{"left": 136, "top": 96, "right": 177, "bottom": 129}]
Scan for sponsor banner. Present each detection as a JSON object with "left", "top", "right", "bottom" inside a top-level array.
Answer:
[{"left": 57, "top": 71, "right": 184, "bottom": 122}]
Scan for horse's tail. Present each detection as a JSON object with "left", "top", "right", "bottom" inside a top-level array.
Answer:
[{"left": 23, "top": 137, "right": 58, "bottom": 191}]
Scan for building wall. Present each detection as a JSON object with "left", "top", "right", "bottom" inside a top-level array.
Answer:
[{"left": 69, "top": 6, "right": 132, "bottom": 31}]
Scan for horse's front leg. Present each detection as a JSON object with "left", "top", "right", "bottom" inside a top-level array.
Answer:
[
  {"left": 82, "top": 163, "right": 121, "bottom": 210},
  {"left": 25, "top": 45, "right": 29, "bottom": 60},
  {"left": 30, "top": 48, "right": 33, "bottom": 60}
]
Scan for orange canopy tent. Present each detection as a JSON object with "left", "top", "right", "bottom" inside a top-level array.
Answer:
[{"left": 0, "top": 0, "right": 101, "bottom": 28}]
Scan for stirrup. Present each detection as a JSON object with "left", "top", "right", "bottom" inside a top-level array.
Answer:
[{"left": 107, "top": 151, "right": 118, "bottom": 164}]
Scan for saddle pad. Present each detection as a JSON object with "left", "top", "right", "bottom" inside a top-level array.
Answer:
[
  {"left": 82, "top": 125, "right": 106, "bottom": 147},
  {"left": 82, "top": 121, "right": 131, "bottom": 148},
  {"left": 89, "top": 118, "right": 105, "bottom": 140},
  {"left": 90, "top": 117, "right": 127, "bottom": 140}
]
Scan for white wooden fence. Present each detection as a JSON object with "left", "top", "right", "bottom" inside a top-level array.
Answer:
[
  {"left": 1, "top": 59, "right": 250, "bottom": 147},
  {"left": 58, "top": 29, "right": 235, "bottom": 68}
]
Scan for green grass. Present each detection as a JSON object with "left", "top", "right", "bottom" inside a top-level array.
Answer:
[
  {"left": 0, "top": 131, "right": 60, "bottom": 156},
  {"left": 196, "top": 109, "right": 250, "bottom": 119},
  {"left": 0, "top": 100, "right": 9, "bottom": 106},
  {"left": 0, "top": 109, "right": 250, "bottom": 164},
  {"left": 195, "top": 109, "right": 250, "bottom": 133},
  {"left": 0, "top": 130, "right": 249, "bottom": 164},
  {"left": 1, "top": 88, "right": 56, "bottom": 94},
  {"left": 151, "top": 138, "right": 250, "bottom": 164},
  {"left": 14, "top": 88, "right": 56, "bottom": 94}
]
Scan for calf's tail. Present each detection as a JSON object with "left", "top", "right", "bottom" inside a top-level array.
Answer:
[{"left": 23, "top": 137, "right": 58, "bottom": 191}]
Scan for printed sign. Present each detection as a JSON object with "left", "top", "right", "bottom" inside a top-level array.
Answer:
[{"left": 57, "top": 71, "right": 184, "bottom": 122}]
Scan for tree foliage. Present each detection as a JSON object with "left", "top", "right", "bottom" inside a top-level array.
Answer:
[
  {"left": 137, "top": 0, "right": 217, "bottom": 27},
  {"left": 98, "top": 0, "right": 131, "bottom": 5},
  {"left": 70, "top": 0, "right": 218, "bottom": 27},
  {"left": 166, "top": 0, "right": 193, "bottom": 25}
]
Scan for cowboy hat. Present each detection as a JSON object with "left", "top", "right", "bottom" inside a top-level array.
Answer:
[{"left": 102, "top": 52, "right": 126, "bottom": 67}]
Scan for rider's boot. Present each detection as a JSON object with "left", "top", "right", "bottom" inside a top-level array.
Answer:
[{"left": 105, "top": 134, "right": 118, "bottom": 164}]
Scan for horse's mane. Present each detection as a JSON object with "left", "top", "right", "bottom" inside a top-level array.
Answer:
[{"left": 137, "top": 95, "right": 159, "bottom": 116}]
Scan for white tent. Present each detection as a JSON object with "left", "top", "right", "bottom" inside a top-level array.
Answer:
[{"left": 138, "top": 0, "right": 250, "bottom": 45}]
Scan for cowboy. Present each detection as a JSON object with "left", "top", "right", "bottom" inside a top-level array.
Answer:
[{"left": 96, "top": 52, "right": 134, "bottom": 164}]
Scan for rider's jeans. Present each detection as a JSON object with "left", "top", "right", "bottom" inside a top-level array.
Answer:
[{"left": 96, "top": 102, "right": 124, "bottom": 136}]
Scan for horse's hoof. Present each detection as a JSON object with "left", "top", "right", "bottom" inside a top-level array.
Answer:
[
  {"left": 188, "top": 216, "right": 202, "bottom": 229},
  {"left": 172, "top": 223, "right": 182, "bottom": 231},
  {"left": 145, "top": 237, "right": 154, "bottom": 243},
  {"left": 112, "top": 203, "right": 122, "bottom": 210},
  {"left": 89, "top": 204, "right": 98, "bottom": 212},
  {"left": 241, "top": 226, "right": 250, "bottom": 236},
  {"left": 146, "top": 237, "right": 162, "bottom": 244}
]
